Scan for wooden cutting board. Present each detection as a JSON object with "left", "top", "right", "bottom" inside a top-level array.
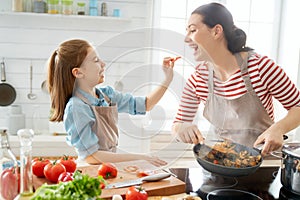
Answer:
[{"left": 33, "top": 160, "right": 186, "bottom": 199}]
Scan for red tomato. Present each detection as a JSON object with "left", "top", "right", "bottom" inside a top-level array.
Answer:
[
  {"left": 57, "top": 155, "right": 77, "bottom": 173},
  {"left": 97, "top": 163, "right": 118, "bottom": 179},
  {"left": 125, "top": 186, "right": 148, "bottom": 200},
  {"left": 57, "top": 172, "right": 74, "bottom": 182},
  {"left": 32, "top": 157, "right": 51, "bottom": 177},
  {"left": 0, "top": 167, "right": 18, "bottom": 200},
  {"left": 43, "top": 161, "right": 66, "bottom": 183}
]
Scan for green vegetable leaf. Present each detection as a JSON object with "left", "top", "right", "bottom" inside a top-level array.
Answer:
[{"left": 31, "top": 170, "right": 106, "bottom": 200}]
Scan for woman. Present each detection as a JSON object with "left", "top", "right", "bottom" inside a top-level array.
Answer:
[
  {"left": 172, "top": 3, "right": 300, "bottom": 156},
  {"left": 48, "top": 39, "right": 176, "bottom": 165}
]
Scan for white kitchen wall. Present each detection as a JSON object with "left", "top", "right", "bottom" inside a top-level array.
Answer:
[{"left": 0, "top": 0, "right": 158, "bottom": 153}]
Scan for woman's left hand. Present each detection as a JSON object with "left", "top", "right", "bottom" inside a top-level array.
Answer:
[{"left": 253, "top": 125, "right": 284, "bottom": 156}]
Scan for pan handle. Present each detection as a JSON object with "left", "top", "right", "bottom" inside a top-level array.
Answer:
[
  {"left": 270, "top": 151, "right": 285, "bottom": 159},
  {"left": 1, "top": 58, "right": 6, "bottom": 82}
]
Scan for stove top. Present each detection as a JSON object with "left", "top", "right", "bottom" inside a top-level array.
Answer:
[{"left": 169, "top": 167, "right": 300, "bottom": 200}]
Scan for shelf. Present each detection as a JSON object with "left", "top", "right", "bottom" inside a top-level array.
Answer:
[
  {"left": 0, "top": 11, "right": 131, "bottom": 21},
  {"left": 0, "top": 11, "right": 132, "bottom": 31}
]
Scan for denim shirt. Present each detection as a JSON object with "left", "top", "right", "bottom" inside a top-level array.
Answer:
[{"left": 64, "top": 85, "right": 146, "bottom": 159}]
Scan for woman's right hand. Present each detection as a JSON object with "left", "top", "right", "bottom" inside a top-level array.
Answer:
[{"left": 172, "top": 122, "right": 204, "bottom": 144}]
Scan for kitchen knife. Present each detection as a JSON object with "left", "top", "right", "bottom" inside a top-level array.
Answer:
[{"left": 105, "top": 172, "right": 171, "bottom": 189}]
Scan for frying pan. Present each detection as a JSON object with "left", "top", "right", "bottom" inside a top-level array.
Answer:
[
  {"left": 193, "top": 140, "right": 262, "bottom": 177},
  {"left": 0, "top": 59, "right": 16, "bottom": 106}
]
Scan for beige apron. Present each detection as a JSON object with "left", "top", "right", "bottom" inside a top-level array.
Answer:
[
  {"left": 203, "top": 52, "right": 274, "bottom": 147},
  {"left": 77, "top": 90, "right": 119, "bottom": 152}
]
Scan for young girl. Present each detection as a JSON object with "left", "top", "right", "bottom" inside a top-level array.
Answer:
[{"left": 48, "top": 39, "right": 176, "bottom": 166}]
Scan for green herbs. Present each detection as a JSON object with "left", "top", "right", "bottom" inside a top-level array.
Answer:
[{"left": 31, "top": 170, "right": 106, "bottom": 200}]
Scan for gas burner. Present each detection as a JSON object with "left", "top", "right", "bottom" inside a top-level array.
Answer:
[
  {"left": 206, "top": 189, "right": 263, "bottom": 200},
  {"left": 279, "top": 187, "right": 300, "bottom": 200},
  {"left": 196, "top": 172, "right": 238, "bottom": 199}
]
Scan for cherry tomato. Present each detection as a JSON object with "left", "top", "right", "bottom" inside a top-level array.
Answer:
[
  {"left": 97, "top": 163, "right": 118, "bottom": 179},
  {"left": 43, "top": 161, "right": 66, "bottom": 183},
  {"left": 0, "top": 167, "right": 18, "bottom": 200},
  {"left": 32, "top": 157, "right": 51, "bottom": 177},
  {"left": 57, "top": 172, "right": 74, "bottom": 182},
  {"left": 125, "top": 186, "right": 148, "bottom": 200},
  {"left": 57, "top": 155, "right": 77, "bottom": 173}
]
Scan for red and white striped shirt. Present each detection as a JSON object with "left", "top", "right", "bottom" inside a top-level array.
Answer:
[{"left": 174, "top": 53, "right": 300, "bottom": 123}]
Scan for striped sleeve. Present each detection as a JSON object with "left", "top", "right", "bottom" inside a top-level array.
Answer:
[
  {"left": 258, "top": 56, "right": 300, "bottom": 110},
  {"left": 174, "top": 66, "right": 203, "bottom": 123}
]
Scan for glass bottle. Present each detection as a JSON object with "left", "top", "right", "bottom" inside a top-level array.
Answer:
[
  {"left": 0, "top": 128, "right": 19, "bottom": 200},
  {"left": 14, "top": 129, "right": 34, "bottom": 200},
  {"left": 61, "top": 0, "right": 73, "bottom": 15}
]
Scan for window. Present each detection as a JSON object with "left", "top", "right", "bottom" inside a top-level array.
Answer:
[{"left": 149, "top": 0, "right": 284, "bottom": 132}]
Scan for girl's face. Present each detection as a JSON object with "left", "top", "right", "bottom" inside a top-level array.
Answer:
[
  {"left": 185, "top": 14, "right": 215, "bottom": 61},
  {"left": 79, "top": 47, "right": 106, "bottom": 88}
]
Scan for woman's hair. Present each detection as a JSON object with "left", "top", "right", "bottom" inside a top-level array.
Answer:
[
  {"left": 192, "top": 2, "right": 253, "bottom": 54},
  {"left": 48, "top": 39, "right": 91, "bottom": 122}
]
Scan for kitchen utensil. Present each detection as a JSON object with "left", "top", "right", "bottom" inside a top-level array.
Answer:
[
  {"left": 206, "top": 189, "right": 263, "bottom": 200},
  {"left": 105, "top": 172, "right": 171, "bottom": 189},
  {"left": 271, "top": 142, "right": 300, "bottom": 195},
  {"left": 41, "top": 80, "right": 48, "bottom": 93},
  {"left": 0, "top": 58, "right": 16, "bottom": 106},
  {"left": 193, "top": 139, "right": 263, "bottom": 177},
  {"left": 27, "top": 63, "right": 37, "bottom": 100}
]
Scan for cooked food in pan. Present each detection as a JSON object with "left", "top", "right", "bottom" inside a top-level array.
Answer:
[{"left": 205, "top": 140, "right": 261, "bottom": 168}]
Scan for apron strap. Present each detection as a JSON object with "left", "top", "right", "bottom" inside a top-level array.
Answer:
[
  {"left": 207, "top": 63, "right": 214, "bottom": 93},
  {"left": 234, "top": 52, "right": 255, "bottom": 93},
  {"left": 99, "top": 89, "right": 112, "bottom": 105}
]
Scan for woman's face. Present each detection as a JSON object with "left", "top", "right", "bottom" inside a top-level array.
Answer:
[
  {"left": 185, "top": 14, "right": 214, "bottom": 61},
  {"left": 79, "top": 47, "right": 106, "bottom": 87}
]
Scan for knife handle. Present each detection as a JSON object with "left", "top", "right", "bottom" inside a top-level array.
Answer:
[{"left": 142, "top": 173, "right": 171, "bottom": 182}]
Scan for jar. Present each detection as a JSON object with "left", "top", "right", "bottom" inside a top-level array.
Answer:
[
  {"left": 23, "top": 0, "right": 32, "bottom": 12},
  {"left": 33, "top": 0, "right": 46, "bottom": 13},
  {"left": 100, "top": 2, "right": 107, "bottom": 16},
  {"left": 47, "top": 0, "right": 59, "bottom": 14},
  {"left": 77, "top": 2, "right": 86, "bottom": 15},
  {"left": 7, "top": 105, "right": 25, "bottom": 135},
  {"left": 12, "top": 0, "right": 23, "bottom": 12},
  {"left": 89, "top": 0, "right": 98, "bottom": 16},
  {"left": 62, "top": 0, "right": 73, "bottom": 15}
]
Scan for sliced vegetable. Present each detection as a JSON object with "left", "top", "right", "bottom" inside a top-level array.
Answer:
[
  {"left": 58, "top": 172, "right": 73, "bottom": 182},
  {"left": 170, "top": 56, "right": 181, "bottom": 62}
]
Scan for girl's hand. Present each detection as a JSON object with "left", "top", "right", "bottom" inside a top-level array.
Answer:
[
  {"left": 144, "top": 155, "right": 168, "bottom": 167},
  {"left": 162, "top": 56, "right": 181, "bottom": 84}
]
